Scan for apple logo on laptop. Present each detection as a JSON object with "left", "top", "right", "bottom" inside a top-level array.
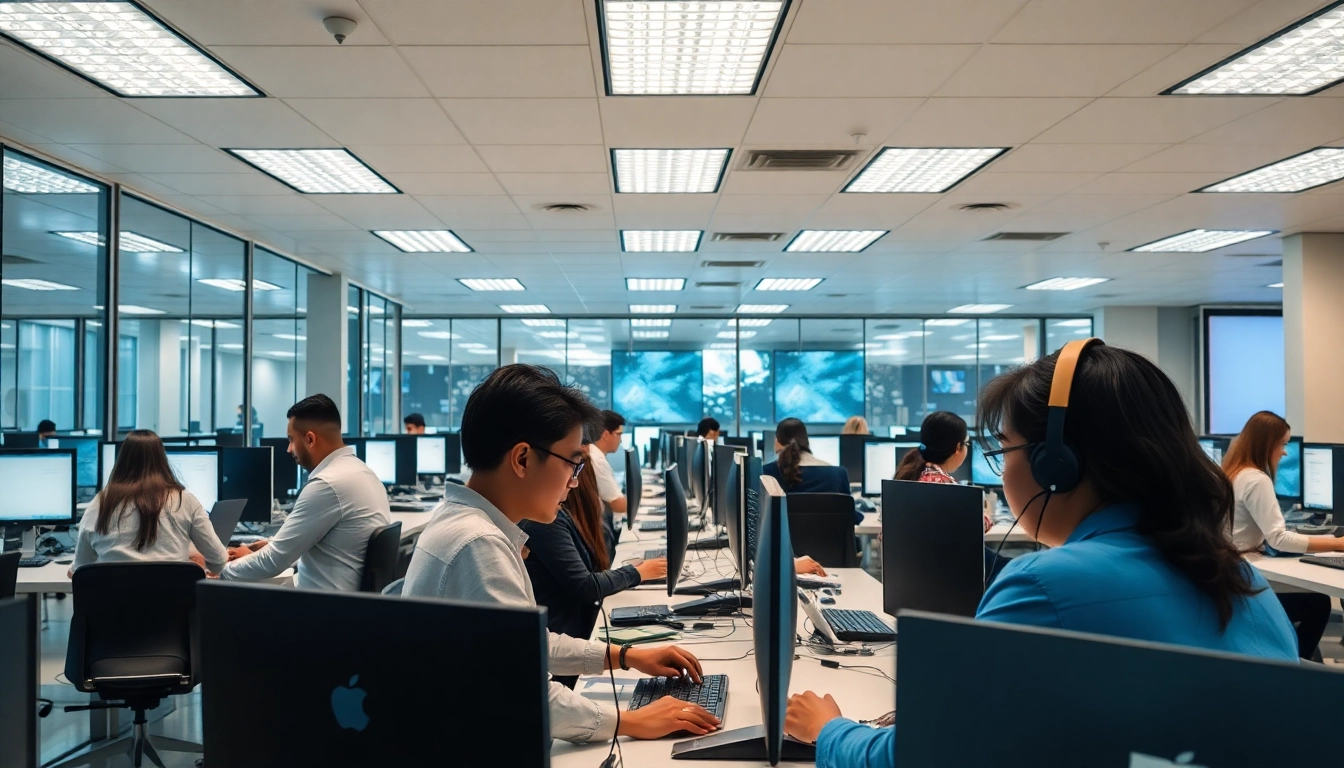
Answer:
[{"left": 330, "top": 675, "right": 370, "bottom": 732}]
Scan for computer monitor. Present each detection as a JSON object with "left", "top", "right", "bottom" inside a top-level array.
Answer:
[
  {"left": 0, "top": 449, "right": 76, "bottom": 525},
  {"left": 888, "top": 425, "right": 909, "bottom": 438},
  {"left": 258, "top": 437, "right": 300, "bottom": 501},
  {"left": 895, "top": 611, "right": 1344, "bottom": 766},
  {"left": 722, "top": 436, "right": 752, "bottom": 451},
  {"left": 360, "top": 439, "right": 398, "bottom": 486},
  {"left": 838, "top": 435, "right": 872, "bottom": 484},
  {"left": 1198, "top": 438, "right": 1224, "bottom": 465},
  {"left": 213, "top": 430, "right": 246, "bottom": 448},
  {"left": 165, "top": 447, "right": 220, "bottom": 511},
  {"left": 881, "top": 478, "right": 984, "bottom": 618},
  {"left": 633, "top": 426, "right": 660, "bottom": 456},
  {"left": 376, "top": 435, "right": 420, "bottom": 486},
  {"left": 98, "top": 441, "right": 118, "bottom": 489},
  {"left": 713, "top": 445, "right": 744, "bottom": 530},
  {"left": 969, "top": 440, "right": 1001, "bottom": 488},
  {"left": 414, "top": 435, "right": 448, "bottom": 475},
  {"left": 441, "top": 433, "right": 462, "bottom": 475},
  {"left": 53, "top": 435, "right": 100, "bottom": 490},
  {"left": 198, "top": 581, "right": 551, "bottom": 767},
  {"left": 742, "top": 453, "right": 764, "bottom": 589},
  {"left": 665, "top": 464, "right": 689, "bottom": 597},
  {"left": 220, "top": 446, "right": 274, "bottom": 524},
  {"left": 1303, "top": 444, "right": 1338, "bottom": 512},
  {"left": 1275, "top": 436, "right": 1303, "bottom": 502},
  {"left": 690, "top": 439, "right": 709, "bottom": 508},
  {"left": 646, "top": 435, "right": 661, "bottom": 470},
  {"left": 675, "top": 437, "right": 693, "bottom": 499},
  {"left": 808, "top": 435, "right": 840, "bottom": 468},
  {"left": 623, "top": 447, "right": 642, "bottom": 530},
  {"left": 0, "top": 596, "right": 37, "bottom": 768},
  {"left": 2, "top": 433, "right": 40, "bottom": 449},
  {"left": 862, "top": 441, "right": 920, "bottom": 496}
]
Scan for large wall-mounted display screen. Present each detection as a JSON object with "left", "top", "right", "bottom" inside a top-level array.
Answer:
[
  {"left": 612, "top": 351, "right": 704, "bottom": 423},
  {"left": 773, "top": 351, "right": 864, "bottom": 424},
  {"left": 1206, "top": 312, "right": 1284, "bottom": 436}
]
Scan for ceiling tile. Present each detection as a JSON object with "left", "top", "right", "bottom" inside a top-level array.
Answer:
[
  {"left": 599, "top": 98, "right": 756, "bottom": 146},
  {"left": 380, "top": 173, "right": 505, "bottom": 195},
  {"left": 936, "top": 45, "right": 1180, "bottom": 97},
  {"left": 211, "top": 46, "right": 429, "bottom": 98},
  {"left": 284, "top": 99, "right": 465, "bottom": 145},
  {"left": 1032, "top": 97, "right": 1277, "bottom": 144},
  {"left": 360, "top": 0, "right": 589, "bottom": 45},
  {"left": 885, "top": 98, "right": 1091, "bottom": 144},
  {"left": 765, "top": 45, "right": 980, "bottom": 97},
  {"left": 402, "top": 46, "right": 596, "bottom": 97},
  {"left": 416, "top": 196, "right": 524, "bottom": 220},
  {"left": 0, "top": 42, "right": 113, "bottom": 99},
  {"left": 243, "top": 213, "right": 359, "bottom": 231},
  {"left": 65, "top": 144, "right": 240, "bottom": 174},
  {"left": 476, "top": 145, "right": 608, "bottom": 174},
  {"left": 439, "top": 99, "right": 602, "bottom": 144},
  {"left": 721, "top": 170, "right": 849, "bottom": 195},
  {"left": 991, "top": 0, "right": 1259, "bottom": 44},
  {"left": 142, "top": 172, "right": 295, "bottom": 196},
  {"left": 193, "top": 195, "right": 329, "bottom": 215},
  {"left": 744, "top": 98, "right": 923, "bottom": 146},
  {"left": 951, "top": 171, "right": 1102, "bottom": 196},
  {"left": 129, "top": 99, "right": 336, "bottom": 147},
  {"left": 344, "top": 145, "right": 487, "bottom": 173},
  {"left": 148, "top": 0, "right": 390, "bottom": 45},
  {"left": 1071, "top": 173, "right": 1224, "bottom": 194},
  {"left": 496, "top": 173, "right": 612, "bottom": 196},
  {"left": 1187, "top": 99, "right": 1344, "bottom": 146},
  {"left": 0, "top": 99, "right": 196, "bottom": 144},
  {"left": 785, "top": 0, "right": 1036, "bottom": 44},
  {"left": 310, "top": 195, "right": 444, "bottom": 229},
  {"left": 715, "top": 194, "right": 829, "bottom": 216},
  {"left": 990, "top": 143, "right": 1168, "bottom": 173}
]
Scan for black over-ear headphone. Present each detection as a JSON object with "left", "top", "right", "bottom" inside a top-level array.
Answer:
[{"left": 1029, "top": 338, "right": 1103, "bottom": 494}]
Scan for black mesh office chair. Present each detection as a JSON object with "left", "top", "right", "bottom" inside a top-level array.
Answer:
[
  {"left": 786, "top": 493, "right": 860, "bottom": 568},
  {"left": 0, "top": 550, "right": 18, "bottom": 600},
  {"left": 57, "top": 562, "right": 205, "bottom": 768},
  {"left": 359, "top": 522, "right": 403, "bottom": 593}
]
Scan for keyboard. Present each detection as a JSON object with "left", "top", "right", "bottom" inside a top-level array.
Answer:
[
  {"left": 1302, "top": 556, "right": 1344, "bottom": 572},
  {"left": 611, "top": 605, "right": 673, "bottom": 626},
  {"left": 17, "top": 556, "right": 51, "bottom": 568},
  {"left": 628, "top": 674, "right": 728, "bottom": 724},
  {"left": 639, "top": 519, "right": 705, "bottom": 533},
  {"left": 821, "top": 608, "right": 897, "bottom": 642},
  {"left": 644, "top": 548, "right": 667, "bottom": 560}
]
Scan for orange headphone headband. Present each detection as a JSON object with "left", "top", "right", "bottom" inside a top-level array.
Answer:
[{"left": 1048, "top": 338, "right": 1102, "bottom": 409}]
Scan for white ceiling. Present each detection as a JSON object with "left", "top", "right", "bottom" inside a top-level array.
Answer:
[{"left": 4, "top": 0, "right": 1342, "bottom": 316}]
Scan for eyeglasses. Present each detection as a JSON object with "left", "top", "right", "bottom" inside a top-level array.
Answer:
[
  {"left": 529, "top": 443, "right": 586, "bottom": 481},
  {"left": 981, "top": 442, "right": 1035, "bottom": 476}
]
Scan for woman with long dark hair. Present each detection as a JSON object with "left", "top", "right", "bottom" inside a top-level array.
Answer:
[
  {"left": 1223, "top": 411, "right": 1339, "bottom": 658},
  {"left": 783, "top": 342, "right": 1297, "bottom": 767},
  {"left": 764, "top": 417, "right": 851, "bottom": 495},
  {"left": 893, "top": 411, "right": 968, "bottom": 484},
  {"left": 71, "top": 430, "right": 228, "bottom": 574}
]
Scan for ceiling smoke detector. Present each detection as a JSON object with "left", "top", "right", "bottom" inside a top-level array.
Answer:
[{"left": 322, "top": 16, "right": 358, "bottom": 44}]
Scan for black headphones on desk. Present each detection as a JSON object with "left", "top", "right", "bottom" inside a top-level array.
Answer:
[{"left": 1029, "top": 338, "right": 1102, "bottom": 495}]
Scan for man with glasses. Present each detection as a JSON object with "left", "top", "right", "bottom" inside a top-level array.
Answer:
[{"left": 398, "top": 365, "right": 721, "bottom": 744}]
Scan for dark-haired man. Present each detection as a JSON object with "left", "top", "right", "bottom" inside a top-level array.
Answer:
[
  {"left": 697, "top": 417, "right": 721, "bottom": 442},
  {"left": 222, "top": 394, "right": 391, "bottom": 591},
  {"left": 403, "top": 412, "right": 426, "bottom": 435},
  {"left": 400, "top": 365, "right": 720, "bottom": 744},
  {"left": 591, "top": 410, "right": 627, "bottom": 516}
]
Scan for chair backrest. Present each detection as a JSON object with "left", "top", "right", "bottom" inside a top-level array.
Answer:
[
  {"left": 0, "top": 551, "right": 18, "bottom": 600},
  {"left": 784, "top": 493, "right": 859, "bottom": 567},
  {"left": 65, "top": 562, "right": 203, "bottom": 695},
  {"left": 360, "top": 522, "right": 403, "bottom": 593}
]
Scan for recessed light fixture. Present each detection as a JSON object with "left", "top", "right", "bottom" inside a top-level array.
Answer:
[
  {"left": 118, "top": 305, "right": 165, "bottom": 315},
  {"left": 965, "top": 343, "right": 987, "bottom": 349},
  {"left": 631, "top": 318, "right": 672, "bottom": 328},
  {"left": 784, "top": 230, "right": 887, "bottom": 253},
  {"left": 1130, "top": 229, "right": 1277, "bottom": 253},
  {"left": 1054, "top": 319, "right": 1093, "bottom": 328},
  {"left": 0, "top": 1, "right": 261, "bottom": 96},
  {"left": 754, "top": 277, "right": 823, "bottom": 291},
  {"left": 925, "top": 319, "right": 971, "bottom": 327},
  {"left": 718, "top": 330, "right": 757, "bottom": 339},
  {"left": 401, "top": 319, "right": 433, "bottom": 328},
  {"left": 626, "top": 278, "right": 686, "bottom": 291},
  {"left": 873, "top": 331, "right": 927, "bottom": 340},
  {"left": 268, "top": 351, "right": 297, "bottom": 358},
  {"left": 464, "top": 348, "right": 497, "bottom": 355},
  {"left": 459, "top": 278, "right": 525, "bottom": 292},
  {"left": 1165, "top": 3, "right": 1344, "bottom": 95},
  {"left": 537, "top": 331, "right": 577, "bottom": 339},
  {"left": 735, "top": 304, "right": 789, "bottom": 314},
  {"left": 55, "top": 230, "right": 183, "bottom": 253},
  {"left": 612, "top": 149, "right": 730, "bottom": 193},
  {"left": 630, "top": 304, "right": 677, "bottom": 313},
  {"left": 417, "top": 331, "right": 459, "bottom": 340},
  {"left": 3, "top": 156, "right": 99, "bottom": 194},
  {"left": 1, "top": 278, "right": 78, "bottom": 291},
  {"left": 947, "top": 304, "right": 1013, "bottom": 314},
  {"left": 225, "top": 149, "right": 398, "bottom": 194},
  {"left": 948, "top": 354, "right": 977, "bottom": 361},
  {"left": 460, "top": 343, "right": 488, "bottom": 349},
  {"left": 1268, "top": 282, "right": 1285, "bottom": 289},
  {"left": 520, "top": 319, "right": 565, "bottom": 327},
  {"left": 1198, "top": 148, "right": 1344, "bottom": 193},
  {"left": 197, "top": 278, "right": 281, "bottom": 292},
  {"left": 621, "top": 230, "right": 704, "bottom": 252},
  {"left": 844, "top": 148, "right": 1008, "bottom": 193},
  {"left": 274, "top": 333, "right": 306, "bottom": 341},
  {"left": 599, "top": 0, "right": 787, "bottom": 95},
  {"left": 373, "top": 230, "right": 472, "bottom": 253},
  {"left": 728, "top": 318, "right": 773, "bottom": 328},
  {"left": 632, "top": 330, "right": 670, "bottom": 340},
  {"left": 185, "top": 319, "right": 240, "bottom": 329},
  {"left": 418, "top": 354, "right": 448, "bottom": 362},
  {"left": 1023, "top": 277, "right": 1111, "bottom": 291},
  {"left": 499, "top": 304, "right": 550, "bottom": 314},
  {"left": 708, "top": 342, "right": 737, "bottom": 350},
  {"left": 981, "top": 334, "right": 1020, "bottom": 342},
  {"left": 218, "top": 343, "right": 244, "bottom": 350}
]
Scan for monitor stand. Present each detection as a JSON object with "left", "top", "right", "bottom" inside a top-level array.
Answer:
[
  {"left": 674, "top": 577, "right": 739, "bottom": 595},
  {"left": 670, "top": 725, "right": 816, "bottom": 761},
  {"left": 1, "top": 525, "right": 36, "bottom": 556}
]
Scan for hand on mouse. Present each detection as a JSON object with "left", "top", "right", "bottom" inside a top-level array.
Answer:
[
  {"left": 794, "top": 555, "right": 827, "bottom": 577},
  {"left": 785, "top": 691, "right": 843, "bottom": 745}
]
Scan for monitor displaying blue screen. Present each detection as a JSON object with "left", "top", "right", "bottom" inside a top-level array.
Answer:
[
  {"left": 930, "top": 369, "right": 966, "bottom": 394},
  {"left": 773, "top": 351, "right": 864, "bottom": 424},
  {"left": 970, "top": 442, "right": 1001, "bottom": 487},
  {"left": 1275, "top": 438, "right": 1302, "bottom": 500},
  {"left": 612, "top": 351, "right": 703, "bottom": 423},
  {"left": 51, "top": 436, "right": 99, "bottom": 487},
  {"left": 1207, "top": 313, "right": 1285, "bottom": 435}
]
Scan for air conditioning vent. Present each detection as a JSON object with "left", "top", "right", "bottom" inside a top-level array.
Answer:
[
  {"left": 537, "top": 203, "right": 594, "bottom": 212},
  {"left": 739, "top": 149, "right": 862, "bottom": 171},
  {"left": 982, "top": 232, "right": 1070, "bottom": 242},
  {"left": 690, "top": 305, "right": 728, "bottom": 311},
  {"left": 701, "top": 260, "right": 765, "bottom": 269},
  {"left": 695, "top": 281, "right": 742, "bottom": 289},
  {"left": 711, "top": 232, "right": 784, "bottom": 242},
  {"left": 958, "top": 203, "right": 1012, "bottom": 213},
  {"left": 2, "top": 253, "right": 40, "bottom": 265}
]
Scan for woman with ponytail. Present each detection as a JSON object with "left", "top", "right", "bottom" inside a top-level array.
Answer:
[{"left": 894, "top": 411, "right": 969, "bottom": 485}]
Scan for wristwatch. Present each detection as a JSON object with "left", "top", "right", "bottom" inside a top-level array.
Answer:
[{"left": 619, "top": 644, "right": 633, "bottom": 671}]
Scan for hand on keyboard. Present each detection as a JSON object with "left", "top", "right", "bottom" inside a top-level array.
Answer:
[
  {"left": 620, "top": 695, "right": 721, "bottom": 739},
  {"left": 624, "top": 645, "right": 705, "bottom": 683},
  {"left": 635, "top": 556, "right": 668, "bottom": 582}
]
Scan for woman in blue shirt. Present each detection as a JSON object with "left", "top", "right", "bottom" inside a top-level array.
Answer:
[{"left": 784, "top": 341, "right": 1298, "bottom": 767}]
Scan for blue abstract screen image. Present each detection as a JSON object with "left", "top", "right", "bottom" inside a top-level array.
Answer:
[
  {"left": 1275, "top": 438, "right": 1302, "bottom": 499},
  {"left": 773, "top": 351, "right": 864, "bottom": 424},
  {"left": 612, "top": 351, "right": 704, "bottom": 423},
  {"left": 738, "top": 349, "right": 773, "bottom": 425}
]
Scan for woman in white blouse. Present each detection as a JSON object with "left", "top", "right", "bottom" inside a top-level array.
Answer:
[
  {"left": 1224, "top": 411, "right": 1343, "bottom": 658},
  {"left": 72, "top": 430, "right": 229, "bottom": 575}
]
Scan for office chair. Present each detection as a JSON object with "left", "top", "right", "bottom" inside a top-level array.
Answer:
[
  {"left": 0, "top": 551, "right": 18, "bottom": 600},
  {"left": 785, "top": 493, "right": 861, "bottom": 568},
  {"left": 359, "top": 522, "right": 403, "bottom": 593},
  {"left": 56, "top": 562, "right": 205, "bottom": 768}
]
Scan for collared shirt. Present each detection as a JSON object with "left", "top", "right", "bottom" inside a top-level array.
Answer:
[
  {"left": 400, "top": 482, "right": 615, "bottom": 744},
  {"left": 72, "top": 489, "right": 229, "bottom": 574},
  {"left": 1231, "top": 468, "right": 1309, "bottom": 554},
  {"left": 590, "top": 443, "right": 622, "bottom": 504},
  {"left": 221, "top": 446, "right": 391, "bottom": 591}
]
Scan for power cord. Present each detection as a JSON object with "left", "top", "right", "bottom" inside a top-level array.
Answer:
[{"left": 592, "top": 572, "right": 623, "bottom": 768}]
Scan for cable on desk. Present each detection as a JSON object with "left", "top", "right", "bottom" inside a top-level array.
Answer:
[{"left": 801, "top": 655, "right": 897, "bottom": 685}]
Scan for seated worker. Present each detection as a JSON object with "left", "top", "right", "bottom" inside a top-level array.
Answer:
[
  {"left": 841, "top": 416, "right": 869, "bottom": 436},
  {"left": 222, "top": 394, "right": 391, "bottom": 591},
  {"left": 399, "top": 364, "right": 721, "bottom": 743},
  {"left": 697, "top": 417, "right": 721, "bottom": 442},
  {"left": 71, "top": 430, "right": 228, "bottom": 575},
  {"left": 403, "top": 412, "right": 426, "bottom": 435},
  {"left": 591, "top": 409, "right": 626, "bottom": 559},
  {"left": 764, "top": 418, "right": 860, "bottom": 525},
  {"left": 37, "top": 419, "right": 56, "bottom": 448},
  {"left": 783, "top": 341, "right": 1297, "bottom": 767}
]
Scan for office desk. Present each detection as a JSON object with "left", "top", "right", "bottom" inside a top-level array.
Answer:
[
  {"left": 856, "top": 513, "right": 1035, "bottom": 544},
  {"left": 1248, "top": 554, "right": 1344, "bottom": 599}
]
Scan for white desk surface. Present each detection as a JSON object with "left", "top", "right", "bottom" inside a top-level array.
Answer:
[
  {"left": 1247, "top": 553, "right": 1344, "bottom": 599},
  {"left": 855, "top": 511, "right": 1035, "bottom": 546}
]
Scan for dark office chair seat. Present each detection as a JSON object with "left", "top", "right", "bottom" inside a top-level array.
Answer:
[
  {"left": 55, "top": 562, "right": 205, "bottom": 768},
  {"left": 0, "top": 550, "right": 18, "bottom": 599},
  {"left": 360, "top": 522, "right": 403, "bottom": 593},
  {"left": 786, "top": 493, "right": 860, "bottom": 568}
]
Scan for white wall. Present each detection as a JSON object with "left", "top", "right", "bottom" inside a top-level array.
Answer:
[
  {"left": 1284, "top": 233, "right": 1344, "bottom": 443},
  {"left": 1094, "top": 305, "right": 1198, "bottom": 426},
  {"left": 252, "top": 356, "right": 297, "bottom": 438}
]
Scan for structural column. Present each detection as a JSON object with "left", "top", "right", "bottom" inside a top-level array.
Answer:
[
  {"left": 1283, "top": 234, "right": 1344, "bottom": 443},
  {"left": 307, "top": 272, "right": 350, "bottom": 419},
  {"left": 1093, "top": 305, "right": 1197, "bottom": 422}
]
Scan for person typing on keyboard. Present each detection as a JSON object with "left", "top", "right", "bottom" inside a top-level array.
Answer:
[{"left": 397, "top": 365, "right": 720, "bottom": 743}]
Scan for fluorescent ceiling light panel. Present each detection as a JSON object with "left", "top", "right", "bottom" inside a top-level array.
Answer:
[
  {"left": 274, "top": 333, "right": 306, "bottom": 341},
  {"left": 626, "top": 278, "right": 686, "bottom": 291},
  {"left": 784, "top": 230, "right": 886, "bottom": 253},
  {"left": 718, "top": 330, "right": 756, "bottom": 339},
  {"left": 600, "top": 0, "right": 786, "bottom": 95},
  {"left": 981, "top": 334, "right": 1020, "bottom": 342},
  {"left": 735, "top": 304, "right": 788, "bottom": 314},
  {"left": 417, "top": 331, "right": 458, "bottom": 339},
  {"left": 186, "top": 319, "right": 239, "bottom": 329},
  {"left": 844, "top": 147, "right": 1007, "bottom": 193},
  {"left": 0, "top": 1, "right": 260, "bottom": 96},
  {"left": 267, "top": 351, "right": 296, "bottom": 358},
  {"left": 521, "top": 319, "right": 565, "bottom": 327},
  {"left": 1130, "top": 229, "right": 1276, "bottom": 253},
  {"left": 537, "top": 331, "right": 578, "bottom": 339},
  {"left": 631, "top": 318, "right": 672, "bottom": 327},
  {"left": 709, "top": 342, "right": 736, "bottom": 350},
  {"left": 1054, "top": 319, "right": 1093, "bottom": 328},
  {"left": 630, "top": 304, "right": 677, "bottom": 313},
  {"left": 118, "top": 304, "right": 164, "bottom": 315},
  {"left": 925, "top": 319, "right": 970, "bottom": 327},
  {"left": 1023, "top": 277, "right": 1111, "bottom": 292},
  {"left": 1198, "top": 148, "right": 1344, "bottom": 193},
  {"left": 1165, "top": 3, "right": 1344, "bottom": 95},
  {"left": 218, "top": 343, "right": 243, "bottom": 350},
  {"left": 226, "top": 149, "right": 398, "bottom": 194},
  {"left": 3, "top": 156, "right": 99, "bottom": 194},
  {"left": 2, "top": 278, "right": 78, "bottom": 291},
  {"left": 754, "top": 277, "right": 822, "bottom": 291},
  {"left": 458, "top": 278, "right": 525, "bottom": 292},
  {"left": 54, "top": 230, "right": 183, "bottom": 253},
  {"left": 498, "top": 305, "right": 550, "bottom": 314},
  {"left": 197, "top": 278, "right": 280, "bottom": 292},
  {"left": 1268, "top": 282, "right": 1285, "bottom": 289},
  {"left": 373, "top": 230, "right": 472, "bottom": 253},
  {"left": 612, "top": 149, "right": 729, "bottom": 193},
  {"left": 948, "top": 354, "right": 977, "bottom": 361},
  {"left": 418, "top": 355, "right": 447, "bottom": 362},
  {"left": 632, "top": 330, "right": 670, "bottom": 340},
  {"left": 947, "top": 304, "right": 1012, "bottom": 314},
  {"left": 459, "top": 343, "right": 487, "bottom": 350},
  {"left": 727, "top": 318, "right": 772, "bottom": 327},
  {"left": 621, "top": 230, "right": 703, "bottom": 252},
  {"left": 401, "top": 319, "right": 433, "bottom": 328}
]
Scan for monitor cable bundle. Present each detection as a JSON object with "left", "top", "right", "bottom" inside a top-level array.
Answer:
[{"left": 592, "top": 571, "right": 623, "bottom": 768}]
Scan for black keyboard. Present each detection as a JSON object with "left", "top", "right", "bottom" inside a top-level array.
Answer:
[
  {"left": 1302, "top": 556, "right": 1344, "bottom": 572},
  {"left": 639, "top": 519, "right": 705, "bottom": 533},
  {"left": 611, "top": 605, "right": 672, "bottom": 626},
  {"left": 821, "top": 608, "right": 896, "bottom": 642},
  {"left": 628, "top": 674, "right": 728, "bottom": 723},
  {"left": 644, "top": 548, "right": 667, "bottom": 560},
  {"left": 17, "top": 556, "right": 51, "bottom": 568}
]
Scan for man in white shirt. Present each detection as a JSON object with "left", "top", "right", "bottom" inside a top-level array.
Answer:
[
  {"left": 590, "top": 409, "right": 626, "bottom": 516},
  {"left": 399, "top": 365, "right": 720, "bottom": 744},
  {"left": 222, "top": 394, "right": 391, "bottom": 591}
]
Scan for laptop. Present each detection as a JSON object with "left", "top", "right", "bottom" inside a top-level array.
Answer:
[
  {"left": 208, "top": 499, "right": 249, "bottom": 547},
  {"left": 198, "top": 581, "right": 551, "bottom": 767}
]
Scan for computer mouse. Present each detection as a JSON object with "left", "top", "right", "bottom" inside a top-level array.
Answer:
[
  {"left": 55, "top": 558, "right": 73, "bottom": 565},
  {"left": 819, "top": 596, "right": 836, "bottom": 605}
]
